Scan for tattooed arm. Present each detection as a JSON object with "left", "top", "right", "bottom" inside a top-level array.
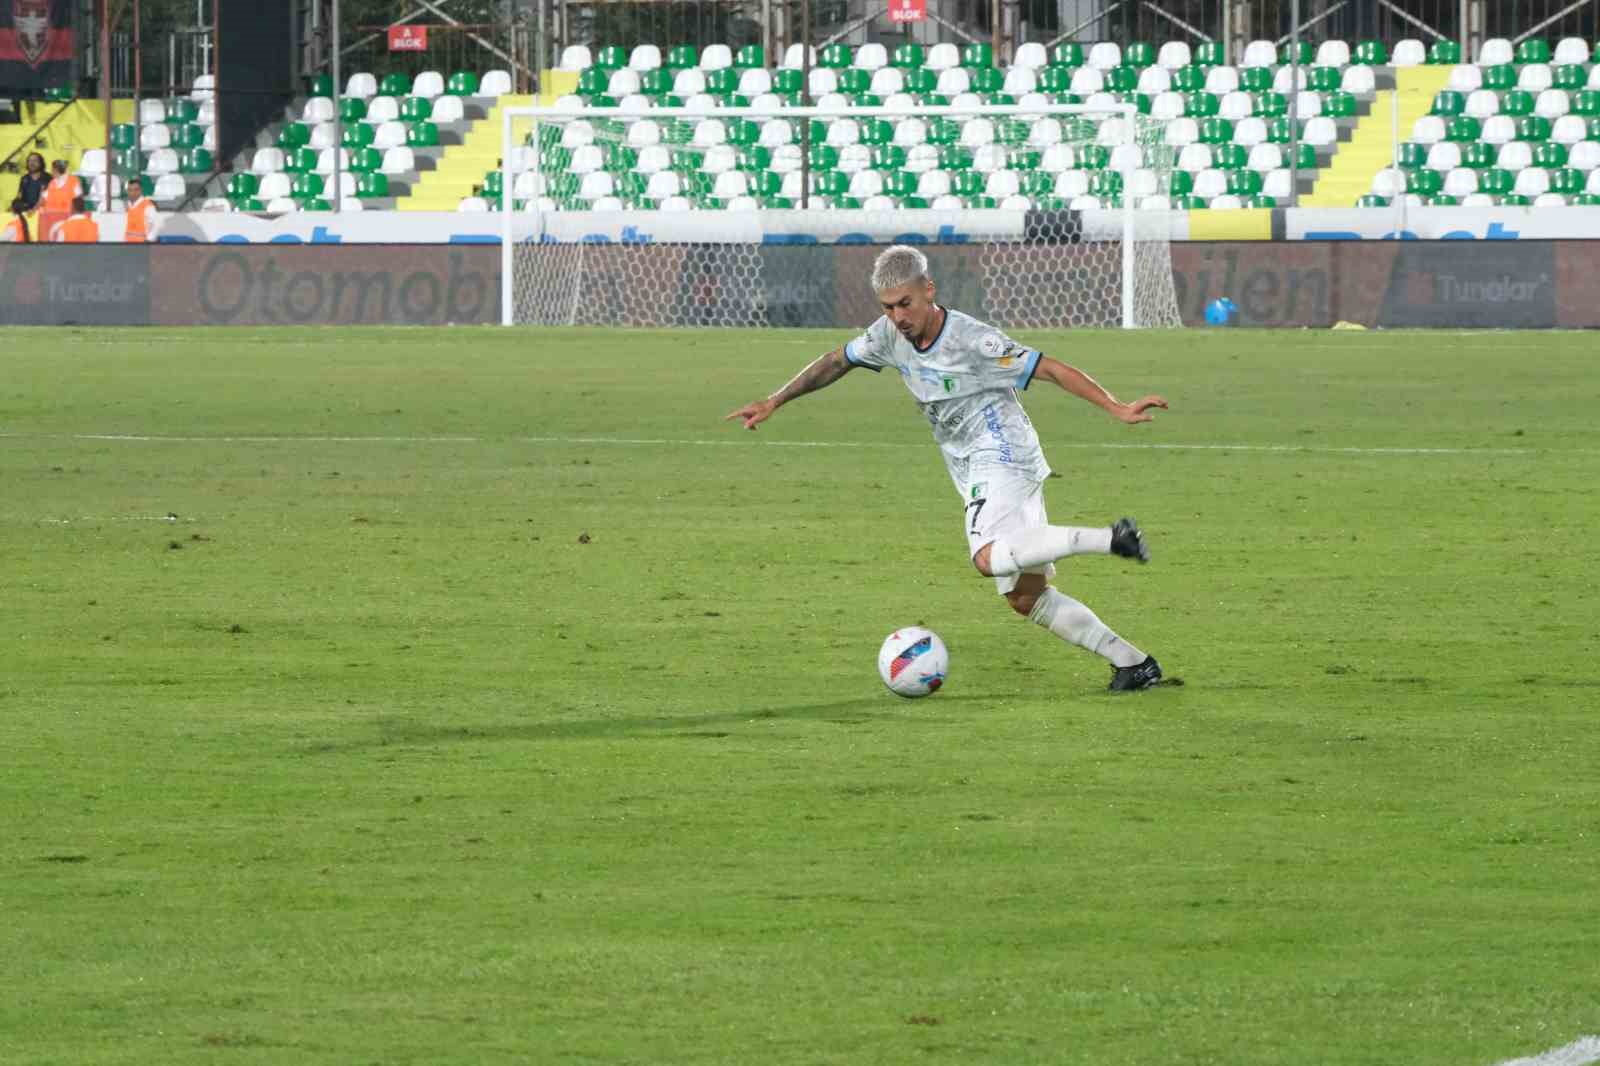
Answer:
[{"left": 724, "top": 347, "right": 853, "bottom": 431}]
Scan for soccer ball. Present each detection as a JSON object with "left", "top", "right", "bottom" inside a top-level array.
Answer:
[{"left": 877, "top": 627, "right": 949, "bottom": 698}]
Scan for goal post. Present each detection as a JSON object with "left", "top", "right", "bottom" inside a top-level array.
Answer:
[{"left": 498, "top": 100, "right": 1182, "bottom": 330}]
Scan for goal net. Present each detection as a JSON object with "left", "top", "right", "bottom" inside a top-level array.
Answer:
[{"left": 499, "top": 101, "right": 1182, "bottom": 330}]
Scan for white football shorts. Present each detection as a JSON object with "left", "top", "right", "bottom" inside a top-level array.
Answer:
[{"left": 960, "top": 471, "right": 1053, "bottom": 595}]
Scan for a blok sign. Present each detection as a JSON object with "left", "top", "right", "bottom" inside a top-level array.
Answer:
[
  {"left": 388, "top": 24, "right": 428, "bottom": 51},
  {"left": 889, "top": 0, "right": 926, "bottom": 22}
]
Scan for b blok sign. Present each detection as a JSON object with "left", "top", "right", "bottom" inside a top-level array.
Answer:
[{"left": 889, "top": 0, "right": 926, "bottom": 22}]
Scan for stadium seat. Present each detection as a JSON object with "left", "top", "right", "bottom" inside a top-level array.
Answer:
[
  {"left": 481, "top": 70, "right": 513, "bottom": 96},
  {"left": 1479, "top": 38, "right": 1513, "bottom": 65},
  {"left": 190, "top": 74, "right": 215, "bottom": 100},
  {"left": 701, "top": 43, "right": 733, "bottom": 70},
  {"left": 251, "top": 147, "right": 286, "bottom": 174},
  {"left": 445, "top": 71, "right": 479, "bottom": 96}
]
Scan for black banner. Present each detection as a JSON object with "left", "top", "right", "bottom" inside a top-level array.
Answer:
[{"left": 0, "top": 0, "right": 73, "bottom": 93}]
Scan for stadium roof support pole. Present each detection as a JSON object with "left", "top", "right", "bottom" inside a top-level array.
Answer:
[{"left": 500, "top": 102, "right": 513, "bottom": 326}]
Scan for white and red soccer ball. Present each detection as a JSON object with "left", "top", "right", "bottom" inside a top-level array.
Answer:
[{"left": 877, "top": 626, "right": 948, "bottom": 698}]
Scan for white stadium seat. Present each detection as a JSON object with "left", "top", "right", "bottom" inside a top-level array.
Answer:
[
  {"left": 700, "top": 44, "right": 732, "bottom": 70},
  {"left": 1088, "top": 42, "right": 1121, "bottom": 69},
  {"left": 1411, "top": 115, "right": 1447, "bottom": 145},
  {"left": 1446, "top": 65, "right": 1483, "bottom": 93},
  {"left": 1193, "top": 169, "right": 1229, "bottom": 199},
  {"left": 1210, "top": 194, "right": 1244, "bottom": 209},
  {"left": 1519, "top": 65, "right": 1553, "bottom": 93},
  {"left": 740, "top": 68, "right": 774, "bottom": 96},
  {"left": 265, "top": 196, "right": 297, "bottom": 214},
  {"left": 607, "top": 68, "right": 640, "bottom": 96},
  {"left": 1478, "top": 38, "right": 1513, "bottom": 65},
  {"left": 1481, "top": 115, "right": 1517, "bottom": 146},
  {"left": 309, "top": 122, "right": 338, "bottom": 150},
  {"left": 1569, "top": 141, "right": 1600, "bottom": 170},
  {"left": 303, "top": 96, "right": 335, "bottom": 123},
  {"left": 1262, "top": 169, "right": 1294, "bottom": 200},
  {"left": 1316, "top": 40, "right": 1350, "bottom": 67},
  {"left": 1205, "top": 65, "right": 1240, "bottom": 94},
  {"left": 78, "top": 148, "right": 107, "bottom": 175},
  {"left": 558, "top": 45, "right": 591, "bottom": 71},
  {"left": 458, "top": 196, "right": 488, "bottom": 212},
  {"left": 782, "top": 44, "right": 815, "bottom": 68},
  {"left": 251, "top": 147, "right": 286, "bottom": 174},
  {"left": 411, "top": 71, "right": 444, "bottom": 99},
  {"left": 432, "top": 96, "right": 464, "bottom": 123},
  {"left": 1342, "top": 66, "right": 1376, "bottom": 95},
  {"left": 712, "top": 171, "right": 748, "bottom": 199},
  {"left": 1444, "top": 167, "right": 1479, "bottom": 197},
  {"left": 1392, "top": 39, "right": 1426, "bottom": 67},
  {"left": 257, "top": 172, "right": 293, "bottom": 200},
  {"left": 925, "top": 43, "right": 960, "bottom": 70},
  {"left": 140, "top": 123, "right": 171, "bottom": 151},
  {"left": 1054, "top": 171, "right": 1090, "bottom": 198},
  {"left": 365, "top": 95, "right": 400, "bottom": 123},
  {"left": 1241, "top": 39, "right": 1276, "bottom": 67},
  {"left": 854, "top": 43, "right": 888, "bottom": 70},
  {"left": 1553, "top": 114, "right": 1588, "bottom": 145},
  {"left": 1426, "top": 142, "right": 1462, "bottom": 171},
  {"left": 1014, "top": 42, "right": 1048, "bottom": 70},
  {"left": 480, "top": 71, "right": 513, "bottom": 97},
  {"left": 659, "top": 196, "right": 692, "bottom": 212},
  {"left": 379, "top": 146, "right": 415, "bottom": 174},
  {"left": 629, "top": 44, "right": 662, "bottom": 71},
  {"left": 1137, "top": 66, "right": 1171, "bottom": 94},
  {"left": 189, "top": 74, "right": 214, "bottom": 99},
  {"left": 1232, "top": 117, "right": 1268, "bottom": 147},
  {"left": 871, "top": 68, "right": 906, "bottom": 96},
  {"left": 139, "top": 98, "right": 166, "bottom": 124},
  {"left": 372, "top": 121, "right": 408, "bottom": 149},
  {"left": 1157, "top": 41, "right": 1191, "bottom": 70},
  {"left": 1070, "top": 67, "right": 1104, "bottom": 94},
  {"left": 1497, "top": 142, "right": 1533, "bottom": 171},
  {"left": 1247, "top": 144, "right": 1283, "bottom": 172},
  {"left": 1141, "top": 194, "right": 1173, "bottom": 210},
  {"left": 315, "top": 147, "right": 349, "bottom": 173},
  {"left": 1465, "top": 89, "right": 1500, "bottom": 118},
  {"left": 346, "top": 72, "right": 377, "bottom": 99},
  {"left": 1536, "top": 89, "right": 1570, "bottom": 119},
  {"left": 1555, "top": 37, "right": 1590, "bottom": 65}
]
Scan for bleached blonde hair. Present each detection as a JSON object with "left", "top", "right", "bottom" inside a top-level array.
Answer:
[{"left": 871, "top": 245, "right": 930, "bottom": 293}]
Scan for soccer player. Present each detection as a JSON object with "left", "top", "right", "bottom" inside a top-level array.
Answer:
[{"left": 725, "top": 244, "right": 1168, "bottom": 691}]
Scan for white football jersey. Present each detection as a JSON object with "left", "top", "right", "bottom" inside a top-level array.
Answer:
[{"left": 844, "top": 307, "right": 1052, "bottom": 489}]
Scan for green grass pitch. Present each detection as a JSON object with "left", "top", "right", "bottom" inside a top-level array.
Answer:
[{"left": 3, "top": 325, "right": 1599, "bottom": 1065}]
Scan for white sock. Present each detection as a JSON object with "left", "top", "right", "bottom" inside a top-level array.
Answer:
[
  {"left": 987, "top": 525, "right": 1112, "bottom": 576},
  {"left": 1027, "top": 587, "right": 1145, "bottom": 668}
]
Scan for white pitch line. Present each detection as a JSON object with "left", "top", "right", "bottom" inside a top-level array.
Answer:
[
  {"left": 0, "top": 432, "right": 1574, "bottom": 457},
  {"left": 1493, "top": 1036, "right": 1600, "bottom": 1066}
]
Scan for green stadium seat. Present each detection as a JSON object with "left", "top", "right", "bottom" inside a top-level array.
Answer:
[
  {"left": 1424, "top": 194, "right": 1458, "bottom": 206},
  {"left": 1170, "top": 194, "right": 1207, "bottom": 208},
  {"left": 1242, "top": 195, "right": 1277, "bottom": 208},
  {"left": 641, "top": 68, "right": 673, "bottom": 96},
  {"left": 1478, "top": 168, "right": 1514, "bottom": 195},
  {"left": 298, "top": 198, "right": 333, "bottom": 211},
  {"left": 1498, "top": 193, "right": 1532, "bottom": 206},
  {"left": 340, "top": 97, "right": 368, "bottom": 122},
  {"left": 813, "top": 171, "right": 848, "bottom": 195},
  {"left": 400, "top": 97, "right": 432, "bottom": 121},
  {"left": 378, "top": 72, "right": 409, "bottom": 95},
  {"left": 836, "top": 68, "right": 869, "bottom": 94},
  {"left": 1481, "top": 65, "right": 1515, "bottom": 90},
  {"left": 309, "top": 72, "right": 334, "bottom": 96},
  {"left": 1104, "top": 66, "right": 1138, "bottom": 92},
  {"left": 734, "top": 44, "right": 764, "bottom": 68},
  {"left": 283, "top": 147, "right": 318, "bottom": 173},
  {"left": 725, "top": 118, "right": 759, "bottom": 146},
  {"left": 1356, "top": 194, "right": 1390, "bottom": 206},
  {"left": 1572, "top": 193, "right": 1600, "bottom": 205},
  {"left": 1252, "top": 91, "right": 1287, "bottom": 117},
  {"left": 43, "top": 85, "right": 74, "bottom": 102},
  {"left": 819, "top": 43, "right": 851, "bottom": 68},
  {"left": 1088, "top": 170, "right": 1122, "bottom": 197},
  {"left": 969, "top": 67, "right": 1004, "bottom": 93},
  {"left": 1462, "top": 142, "right": 1497, "bottom": 168},
  {"left": 1184, "top": 91, "right": 1220, "bottom": 118},
  {"left": 1212, "top": 143, "right": 1247, "bottom": 170},
  {"left": 1427, "top": 40, "right": 1461, "bottom": 65},
  {"left": 342, "top": 124, "right": 375, "bottom": 148},
  {"left": 1550, "top": 167, "right": 1585, "bottom": 194},
  {"left": 1405, "top": 168, "right": 1442, "bottom": 195},
  {"left": 736, "top": 146, "right": 771, "bottom": 172},
  {"left": 406, "top": 122, "right": 440, "bottom": 147},
  {"left": 1501, "top": 90, "right": 1535, "bottom": 117},
  {"left": 1280, "top": 40, "right": 1313, "bottom": 65},
  {"left": 1168, "top": 171, "right": 1194, "bottom": 196},
  {"left": 112, "top": 149, "right": 143, "bottom": 177},
  {"left": 226, "top": 173, "right": 258, "bottom": 198},
  {"left": 169, "top": 123, "right": 203, "bottom": 149},
  {"left": 1572, "top": 91, "right": 1600, "bottom": 117},
  {"left": 961, "top": 42, "right": 994, "bottom": 68},
  {"left": 1198, "top": 117, "right": 1234, "bottom": 144},
  {"left": 1444, "top": 115, "right": 1482, "bottom": 142},
  {"left": 1075, "top": 144, "right": 1110, "bottom": 169},
  {"left": 1171, "top": 65, "right": 1206, "bottom": 92},
  {"left": 595, "top": 46, "right": 627, "bottom": 70},
  {"left": 1534, "top": 142, "right": 1568, "bottom": 167},
  {"left": 963, "top": 195, "right": 997, "bottom": 209},
  {"left": 1353, "top": 40, "right": 1388, "bottom": 65},
  {"left": 165, "top": 98, "right": 199, "bottom": 123},
  {"left": 349, "top": 147, "right": 382, "bottom": 173},
  {"left": 1238, "top": 67, "right": 1272, "bottom": 93},
  {"left": 1265, "top": 118, "right": 1294, "bottom": 144},
  {"left": 1515, "top": 39, "right": 1551, "bottom": 64},
  {"left": 772, "top": 67, "right": 802, "bottom": 94},
  {"left": 870, "top": 145, "right": 906, "bottom": 171},
  {"left": 1049, "top": 42, "right": 1084, "bottom": 68},
  {"left": 1554, "top": 65, "right": 1586, "bottom": 91},
  {"left": 1006, "top": 148, "right": 1041, "bottom": 170},
  {"left": 1516, "top": 116, "right": 1552, "bottom": 142},
  {"left": 807, "top": 144, "right": 839, "bottom": 172},
  {"left": 1397, "top": 142, "right": 1427, "bottom": 168},
  {"left": 1124, "top": 42, "right": 1155, "bottom": 68},
  {"left": 1019, "top": 171, "right": 1054, "bottom": 197},
  {"left": 939, "top": 145, "right": 975, "bottom": 170},
  {"left": 859, "top": 118, "right": 893, "bottom": 145},
  {"left": 926, "top": 117, "right": 960, "bottom": 145},
  {"left": 948, "top": 171, "right": 982, "bottom": 197},
  {"left": 1431, "top": 91, "right": 1465, "bottom": 117},
  {"left": 1307, "top": 66, "right": 1341, "bottom": 93},
  {"left": 665, "top": 44, "right": 697, "bottom": 70},
  {"left": 577, "top": 68, "right": 607, "bottom": 95},
  {"left": 1193, "top": 42, "right": 1224, "bottom": 66},
  {"left": 291, "top": 173, "right": 325, "bottom": 199},
  {"left": 446, "top": 71, "right": 479, "bottom": 96},
  {"left": 884, "top": 171, "right": 918, "bottom": 198},
  {"left": 1587, "top": 117, "right": 1600, "bottom": 139},
  {"left": 1226, "top": 169, "right": 1263, "bottom": 197},
  {"left": 891, "top": 43, "right": 924, "bottom": 69},
  {"left": 111, "top": 123, "right": 137, "bottom": 150},
  {"left": 705, "top": 67, "right": 739, "bottom": 94},
  {"left": 1323, "top": 92, "right": 1356, "bottom": 118},
  {"left": 1289, "top": 142, "right": 1317, "bottom": 169}
]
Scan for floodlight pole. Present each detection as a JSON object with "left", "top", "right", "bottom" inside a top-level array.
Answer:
[{"left": 332, "top": 0, "right": 342, "bottom": 212}]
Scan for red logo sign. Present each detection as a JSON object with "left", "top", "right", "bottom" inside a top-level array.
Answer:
[
  {"left": 387, "top": 24, "right": 428, "bottom": 52},
  {"left": 14, "top": 0, "right": 53, "bottom": 66},
  {"left": 889, "top": 0, "right": 926, "bottom": 22}
]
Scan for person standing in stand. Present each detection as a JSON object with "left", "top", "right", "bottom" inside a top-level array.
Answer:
[
  {"left": 0, "top": 198, "right": 34, "bottom": 242},
  {"left": 16, "top": 152, "right": 49, "bottom": 213},
  {"left": 123, "top": 177, "right": 159, "bottom": 243},
  {"left": 38, "top": 159, "right": 82, "bottom": 242}
]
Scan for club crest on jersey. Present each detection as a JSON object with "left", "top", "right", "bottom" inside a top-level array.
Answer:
[
  {"left": 969, "top": 482, "right": 986, "bottom": 500},
  {"left": 979, "top": 334, "right": 1004, "bottom": 357}
]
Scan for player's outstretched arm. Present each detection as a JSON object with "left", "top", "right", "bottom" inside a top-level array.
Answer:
[
  {"left": 1032, "top": 356, "right": 1168, "bottom": 425},
  {"left": 724, "top": 347, "right": 853, "bottom": 431}
]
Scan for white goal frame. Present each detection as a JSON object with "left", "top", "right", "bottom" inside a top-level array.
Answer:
[{"left": 499, "top": 100, "right": 1148, "bottom": 329}]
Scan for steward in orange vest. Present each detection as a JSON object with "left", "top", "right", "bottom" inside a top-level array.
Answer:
[
  {"left": 1, "top": 198, "right": 32, "bottom": 242},
  {"left": 54, "top": 196, "right": 99, "bottom": 243},
  {"left": 124, "top": 177, "right": 159, "bottom": 242},
  {"left": 39, "top": 160, "right": 82, "bottom": 242}
]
